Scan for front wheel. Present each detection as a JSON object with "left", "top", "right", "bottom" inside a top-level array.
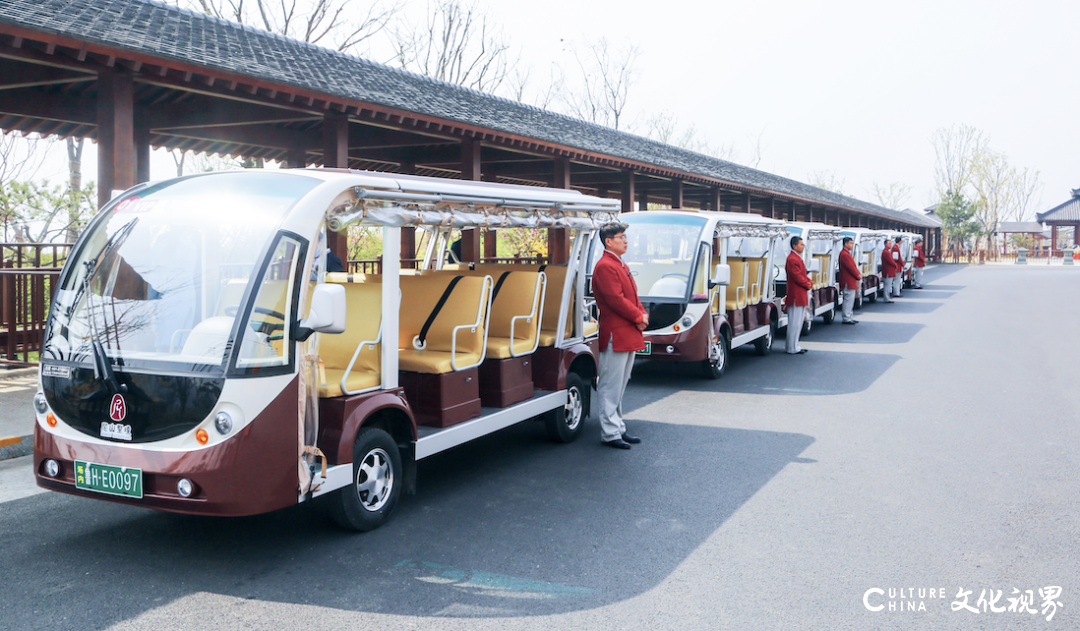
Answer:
[
  {"left": 330, "top": 427, "right": 402, "bottom": 532},
  {"left": 544, "top": 372, "right": 589, "bottom": 443},
  {"left": 755, "top": 319, "right": 775, "bottom": 356},
  {"left": 822, "top": 303, "right": 835, "bottom": 325},
  {"left": 701, "top": 331, "right": 729, "bottom": 379}
]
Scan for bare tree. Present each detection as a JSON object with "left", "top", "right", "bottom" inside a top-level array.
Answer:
[
  {"left": 1008, "top": 166, "right": 1042, "bottom": 222},
  {"left": 178, "top": 0, "right": 401, "bottom": 55},
  {"left": 642, "top": 110, "right": 737, "bottom": 161},
  {"left": 870, "top": 181, "right": 913, "bottom": 209},
  {"left": 808, "top": 169, "right": 846, "bottom": 195},
  {"left": 0, "top": 132, "right": 53, "bottom": 186},
  {"left": 744, "top": 127, "right": 768, "bottom": 169},
  {"left": 390, "top": 0, "right": 514, "bottom": 94},
  {"left": 563, "top": 38, "right": 640, "bottom": 130},
  {"left": 932, "top": 124, "right": 986, "bottom": 196},
  {"left": 971, "top": 149, "right": 1015, "bottom": 250},
  {"left": 506, "top": 63, "right": 563, "bottom": 110}
]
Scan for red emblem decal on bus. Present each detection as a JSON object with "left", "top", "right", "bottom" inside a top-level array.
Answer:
[{"left": 109, "top": 393, "right": 127, "bottom": 422}]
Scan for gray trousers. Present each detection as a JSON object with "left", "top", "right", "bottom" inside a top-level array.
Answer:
[
  {"left": 883, "top": 276, "right": 896, "bottom": 301},
  {"left": 913, "top": 266, "right": 923, "bottom": 286},
  {"left": 842, "top": 288, "right": 857, "bottom": 322},
  {"left": 597, "top": 336, "right": 635, "bottom": 442},
  {"left": 892, "top": 273, "right": 903, "bottom": 297},
  {"left": 785, "top": 305, "right": 806, "bottom": 353}
]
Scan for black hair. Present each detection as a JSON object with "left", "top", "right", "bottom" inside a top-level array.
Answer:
[
  {"left": 790, "top": 236, "right": 802, "bottom": 248},
  {"left": 600, "top": 221, "right": 629, "bottom": 244},
  {"left": 842, "top": 237, "right": 853, "bottom": 246}
]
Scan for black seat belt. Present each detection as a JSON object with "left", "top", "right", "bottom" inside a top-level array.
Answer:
[
  {"left": 491, "top": 271, "right": 512, "bottom": 303},
  {"left": 414, "top": 276, "right": 464, "bottom": 349}
]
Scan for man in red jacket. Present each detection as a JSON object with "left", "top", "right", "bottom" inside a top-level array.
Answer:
[
  {"left": 785, "top": 236, "right": 813, "bottom": 354},
  {"left": 880, "top": 238, "right": 897, "bottom": 303},
  {"left": 592, "top": 221, "right": 648, "bottom": 449},
  {"left": 891, "top": 240, "right": 906, "bottom": 298},
  {"left": 912, "top": 237, "right": 926, "bottom": 289},
  {"left": 838, "top": 237, "right": 861, "bottom": 324}
]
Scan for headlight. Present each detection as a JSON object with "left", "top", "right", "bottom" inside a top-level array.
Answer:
[
  {"left": 34, "top": 392, "right": 48, "bottom": 414},
  {"left": 214, "top": 411, "right": 233, "bottom": 435},
  {"left": 44, "top": 459, "right": 60, "bottom": 477},
  {"left": 681, "top": 316, "right": 693, "bottom": 328},
  {"left": 177, "top": 478, "right": 194, "bottom": 497}
]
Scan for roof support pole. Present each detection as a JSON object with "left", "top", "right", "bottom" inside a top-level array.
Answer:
[
  {"left": 638, "top": 189, "right": 648, "bottom": 212},
  {"left": 708, "top": 188, "right": 721, "bottom": 211},
  {"left": 96, "top": 68, "right": 135, "bottom": 209},
  {"left": 286, "top": 147, "right": 306, "bottom": 168},
  {"left": 135, "top": 122, "right": 151, "bottom": 184},
  {"left": 547, "top": 156, "right": 571, "bottom": 264},
  {"left": 670, "top": 179, "right": 683, "bottom": 209},
  {"left": 459, "top": 137, "right": 482, "bottom": 262},
  {"left": 394, "top": 162, "right": 418, "bottom": 267},
  {"left": 621, "top": 170, "right": 635, "bottom": 213},
  {"left": 743, "top": 192, "right": 752, "bottom": 213},
  {"left": 765, "top": 198, "right": 776, "bottom": 218},
  {"left": 322, "top": 111, "right": 350, "bottom": 261},
  {"left": 1052, "top": 224, "right": 1058, "bottom": 256}
]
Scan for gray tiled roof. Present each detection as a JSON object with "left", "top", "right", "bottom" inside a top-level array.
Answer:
[
  {"left": 1036, "top": 192, "right": 1080, "bottom": 223},
  {"left": 0, "top": 0, "right": 937, "bottom": 228}
]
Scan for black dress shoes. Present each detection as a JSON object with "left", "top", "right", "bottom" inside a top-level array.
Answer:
[
  {"left": 621, "top": 434, "right": 642, "bottom": 444},
  {"left": 603, "top": 439, "right": 632, "bottom": 450},
  {"left": 798, "top": 349, "right": 809, "bottom": 354}
]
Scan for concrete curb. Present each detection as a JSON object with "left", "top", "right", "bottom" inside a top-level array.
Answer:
[
  {"left": 0, "top": 435, "right": 32, "bottom": 461},
  {"left": 0, "top": 367, "right": 37, "bottom": 380}
]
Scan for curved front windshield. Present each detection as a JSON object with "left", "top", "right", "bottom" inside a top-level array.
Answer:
[
  {"left": 622, "top": 214, "right": 708, "bottom": 299},
  {"left": 42, "top": 172, "right": 320, "bottom": 373}
]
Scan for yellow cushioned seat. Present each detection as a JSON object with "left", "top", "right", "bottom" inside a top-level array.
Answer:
[
  {"left": 812, "top": 254, "right": 829, "bottom": 289},
  {"left": 317, "top": 281, "right": 382, "bottom": 398},
  {"left": 397, "top": 274, "right": 491, "bottom": 374},
  {"left": 725, "top": 259, "right": 749, "bottom": 311},
  {"left": 746, "top": 258, "right": 764, "bottom": 305}
]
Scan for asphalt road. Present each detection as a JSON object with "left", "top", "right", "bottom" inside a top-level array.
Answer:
[{"left": 1, "top": 264, "right": 1077, "bottom": 630}]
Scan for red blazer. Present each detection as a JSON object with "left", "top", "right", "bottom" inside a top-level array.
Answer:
[
  {"left": 913, "top": 244, "right": 926, "bottom": 268},
  {"left": 838, "top": 248, "right": 861, "bottom": 290},
  {"left": 881, "top": 246, "right": 898, "bottom": 277},
  {"left": 592, "top": 250, "right": 646, "bottom": 352},
  {"left": 893, "top": 243, "right": 905, "bottom": 269},
  {"left": 785, "top": 251, "right": 812, "bottom": 307}
]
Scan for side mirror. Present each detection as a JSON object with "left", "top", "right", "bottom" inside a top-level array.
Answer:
[
  {"left": 710, "top": 263, "right": 731, "bottom": 287},
  {"left": 297, "top": 283, "right": 346, "bottom": 341}
]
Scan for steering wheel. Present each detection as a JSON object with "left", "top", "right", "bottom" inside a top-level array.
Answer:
[{"left": 225, "top": 305, "right": 286, "bottom": 320}]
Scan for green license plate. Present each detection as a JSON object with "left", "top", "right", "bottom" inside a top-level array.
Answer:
[
  {"left": 75, "top": 461, "right": 143, "bottom": 499},
  {"left": 635, "top": 342, "right": 652, "bottom": 356}
]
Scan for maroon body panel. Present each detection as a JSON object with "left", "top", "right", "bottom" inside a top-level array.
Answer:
[
  {"left": 478, "top": 356, "right": 534, "bottom": 407},
  {"left": 35, "top": 377, "right": 302, "bottom": 517},
  {"left": 531, "top": 340, "right": 597, "bottom": 391},
  {"left": 318, "top": 388, "right": 414, "bottom": 466},
  {"left": 641, "top": 313, "right": 711, "bottom": 363},
  {"left": 399, "top": 368, "right": 481, "bottom": 428}
]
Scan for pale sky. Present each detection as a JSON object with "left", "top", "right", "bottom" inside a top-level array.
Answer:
[{"left": 30, "top": 0, "right": 1079, "bottom": 217}]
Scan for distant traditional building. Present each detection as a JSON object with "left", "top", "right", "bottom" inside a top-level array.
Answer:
[{"left": 1036, "top": 190, "right": 1080, "bottom": 254}]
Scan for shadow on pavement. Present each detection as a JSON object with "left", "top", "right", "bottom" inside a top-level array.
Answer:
[
  {"left": 2, "top": 419, "right": 813, "bottom": 625},
  {"left": 798, "top": 320, "right": 925, "bottom": 345},
  {"left": 633, "top": 348, "right": 900, "bottom": 396},
  {"left": 861, "top": 300, "right": 944, "bottom": 314}
]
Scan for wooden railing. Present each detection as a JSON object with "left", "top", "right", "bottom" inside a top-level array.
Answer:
[
  {"left": 0, "top": 266, "right": 64, "bottom": 365},
  {"left": 348, "top": 254, "right": 547, "bottom": 274},
  {"left": 1, "top": 242, "right": 73, "bottom": 268}
]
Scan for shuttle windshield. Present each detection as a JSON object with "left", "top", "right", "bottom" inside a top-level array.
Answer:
[
  {"left": 42, "top": 172, "right": 320, "bottom": 374},
  {"left": 621, "top": 214, "right": 708, "bottom": 300}
]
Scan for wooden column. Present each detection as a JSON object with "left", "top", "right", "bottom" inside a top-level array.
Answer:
[
  {"left": 458, "top": 137, "right": 482, "bottom": 262},
  {"left": 395, "top": 163, "right": 417, "bottom": 267},
  {"left": 286, "top": 147, "right": 306, "bottom": 168},
  {"left": 547, "top": 156, "right": 571, "bottom": 264},
  {"left": 670, "top": 179, "right": 683, "bottom": 209},
  {"left": 788, "top": 202, "right": 796, "bottom": 221},
  {"left": 621, "top": 170, "right": 636, "bottom": 213},
  {"left": 135, "top": 122, "right": 151, "bottom": 184},
  {"left": 765, "top": 198, "right": 776, "bottom": 218},
  {"left": 322, "top": 112, "right": 350, "bottom": 260},
  {"left": 1052, "top": 224, "right": 1058, "bottom": 255},
  {"left": 708, "top": 187, "right": 721, "bottom": 211},
  {"left": 96, "top": 69, "right": 136, "bottom": 209},
  {"left": 639, "top": 189, "right": 649, "bottom": 212},
  {"left": 743, "top": 192, "right": 752, "bottom": 213}
]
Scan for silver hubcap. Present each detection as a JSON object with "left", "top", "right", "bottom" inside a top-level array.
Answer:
[
  {"left": 564, "top": 387, "right": 583, "bottom": 431},
  {"left": 710, "top": 338, "right": 726, "bottom": 370},
  {"left": 355, "top": 448, "right": 393, "bottom": 512}
]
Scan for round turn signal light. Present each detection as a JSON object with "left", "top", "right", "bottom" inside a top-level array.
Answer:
[
  {"left": 46, "top": 413, "right": 57, "bottom": 427},
  {"left": 196, "top": 429, "right": 209, "bottom": 445}
]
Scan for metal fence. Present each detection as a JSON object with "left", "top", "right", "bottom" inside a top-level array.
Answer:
[{"left": 0, "top": 244, "right": 74, "bottom": 365}]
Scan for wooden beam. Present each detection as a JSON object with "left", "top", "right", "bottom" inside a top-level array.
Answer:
[
  {"left": 621, "top": 170, "right": 636, "bottom": 213},
  {"left": 321, "top": 111, "right": 349, "bottom": 167},
  {"left": 670, "top": 179, "right": 683, "bottom": 209},
  {"left": 708, "top": 187, "right": 721, "bottom": 211},
  {"left": 96, "top": 69, "right": 136, "bottom": 209}
]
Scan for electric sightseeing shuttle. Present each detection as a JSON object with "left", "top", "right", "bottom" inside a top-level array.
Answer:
[
  {"left": 890, "top": 231, "right": 919, "bottom": 287},
  {"left": 595, "top": 210, "right": 787, "bottom": 379},
  {"left": 777, "top": 222, "right": 842, "bottom": 333},
  {"left": 33, "top": 169, "right": 613, "bottom": 531},
  {"left": 839, "top": 228, "right": 888, "bottom": 307}
]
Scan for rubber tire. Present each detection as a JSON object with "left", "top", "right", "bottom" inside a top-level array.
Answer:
[
  {"left": 755, "top": 318, "right": 775, "bottom": 356},
  {"left": 330, "top": 427, "right": 402, "bottom": 532},
  {"left": 868, "top": 289, "right": 877, "bottom": 304},
  {"left": 822, "top": 304, "right": 835, "bottom": 325},
  {"left": 802, "top": 301, "right": 814, "bottom": 336},
  {"left": 544, "top": 372, "right": 589, "bottom": 443},
  {"left": 701, "top": 331, "right": 728, "bottom": 379}
]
